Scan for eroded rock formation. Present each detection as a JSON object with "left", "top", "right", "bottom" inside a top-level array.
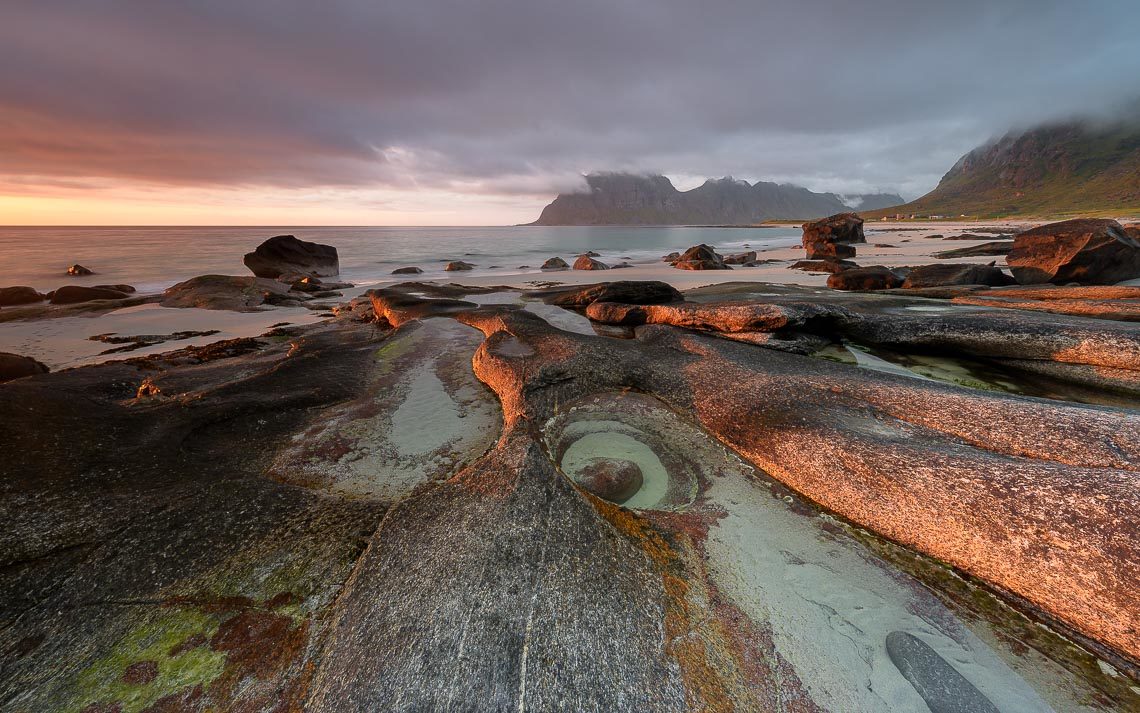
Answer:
[{"left": 2, "top": 280, "right": 1137, "bottom": 712}]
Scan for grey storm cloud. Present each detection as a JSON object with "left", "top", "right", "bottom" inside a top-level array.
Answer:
[{"left": 1, "top": 0, "right": 1138, "bottom": 200}]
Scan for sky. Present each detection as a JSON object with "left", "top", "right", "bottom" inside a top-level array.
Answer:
[{"left": 1, "top": 0, "right": 1138, "bottom": 225}]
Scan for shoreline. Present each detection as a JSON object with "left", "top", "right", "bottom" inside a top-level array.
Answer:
[{"left": 3, "top": 218, "right": 1137, "bottom": 370}]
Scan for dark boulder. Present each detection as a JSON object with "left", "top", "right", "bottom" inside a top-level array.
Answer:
[
  {"left": 444, "top": 261, "right": 475, "bottom": 271},
  {"left": 66, "top": 264, "right": 94, "bottom": 276},
  {"left": 243, "top": 235, "right": 339, "bottom": 279},
  {"left": 49, "top": 285, "right": 130, "bottom": 305},
  {"left": 1007, "top": 218, "right": 1140, "bottom": 285},
  {"left": 662, "top": 251, "right": 681, "bottom": 262},
  {"left": 546, "top": 281, "right": 683, "bottom": 308},
  {"left": 392, "top": 266, "right": 423, "bottom": 275},
  {"left": 573, "top": 255, "right": 609, "bottom": 270},
  {"left": 934, "top": 242, "right": 1014, "bottom": 259},
  {"left": 574, "top": 458, "right": 643, "bottom": 504},
  {"left": 671, "top": 244, "right": 729, "bottom": 270},
  {"left": 802, "top": 212, "right": 865, "bottom": 259},
  {"left": 0, "top": 352, "right": 49, "bottom": 383},
  {"left": 0, "top": 286, "right": 45, "bottom": 306},
  {"left": 541, "top": 257, "right": 569, "bottom": 270},
  {"left": 92, "top": 284, "right": 136, "bottom": 293},
  {"left": 805, "top": 241, "right": 856, "bottom": 260},
  {"left": 802, "top": 213, "right": 866, "bottom": 245},
  {"left": 789, "top": 259, "right": 857, "bottom": 274},
  {"left": 827, "top": 266, "right": 903, "bottom": 291},
  {"left": 723, "top": 250, "right": 757, "bottom": 265},
  {"left": 901, "top": 263, "right": 1015, "bottom": 289}
]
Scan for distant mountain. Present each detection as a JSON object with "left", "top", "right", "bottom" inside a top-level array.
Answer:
[
  {"left": 529, "top": 174, "right": 904, "bottom": 225},
  {"left": 863, "top": 119, "right": 1140, "bottom": 219}
]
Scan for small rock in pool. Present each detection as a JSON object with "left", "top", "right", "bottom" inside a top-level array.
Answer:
[
  {"left": 575, "top": 457, "right": 643, "bottom": 503},
  {"left": 885, "top": 631, "right": 999, "bottom": 713},
  {"left": 66, "top": 264, "right": 94, "bottom": 276},
  {"left": 392, "top": 266, "right": 423, "bottom": 275},
  {"left": 444, "top": 261, "right": 475, "bottom": 271}
]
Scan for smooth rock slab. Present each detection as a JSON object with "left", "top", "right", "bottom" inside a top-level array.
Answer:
[{"left": 886, "top": 631, "right": 1000, "bottom": 713}]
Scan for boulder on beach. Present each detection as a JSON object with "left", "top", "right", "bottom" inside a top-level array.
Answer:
[
  {"left": 789, "top": 259, "right": 857, "bottom": 274},
  {"left": 827, "top": 265, "right": 903, "bottom": 291},
  {"left": 243, "top": 235, "right": 340, "bottom": 279},
  {"left": 0, "top": 286, "right": 45, "bottom": 306},
  {"left": 802, "top": 213, "right": 864, "bottom": 260},
  {"left": 392, "top": 266, "right": 423, "bottom": 275},
  {"left": 92, "top": 284, "right": 136, "bottom": 293},
  {"left": 662, "top": 251, "right": 681, "bottom": 262},
  {"left": 723, "top": 250, "right": 757, "bottom": 265},
  {"left": 1007, "top": 218, "right": 1140, "bottom": 285},
  {"left": 161, "top": 274, "right": 291, "bottom": 311},
  {"left": 0, "top": 352, "right": 49, "bottom": 383},
  {"left": 541, "top": 257, "right": 569, "bottom": 270},
  {"left": 573, "top": 255, "right": 609, "bottom": 270},
  {"left": 805, "top": 241, "right": 856, "bottom": 260},
  {"left": 49, "top": 285, "right": 130, "bottom": 305},
  {"left": 544, "top": 281, "right": 683, "bottom": 308},
  {"left": 66, "top": 264, "right": 94, "bottom": 276},
  {"left": 444, "top": 261, "right": 475, "bottom": 271},
  {"left": 934, "top": 241, "right": 1014, "bottom": 259},
  {"left": 901, "top": 263, "right": 1015, "bottom": 289},
  {"left": 671, "top": 244, "right": 729, "bottom": 270}
]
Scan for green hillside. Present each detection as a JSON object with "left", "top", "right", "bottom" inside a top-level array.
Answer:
[{"left": 864, "top": 120, "right": 1140, "bottom": 220}]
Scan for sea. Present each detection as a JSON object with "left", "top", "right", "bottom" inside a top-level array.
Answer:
[{"left": 0, "top": 225, "right": 801, "bottom": 294}]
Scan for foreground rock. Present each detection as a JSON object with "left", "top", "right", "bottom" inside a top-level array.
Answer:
[
  {"left": 573, "top": 255, "right": 609, "bottom": 270},
  {"left": 49, "top": 285, "right": 131, "bottom": 305},
  {"left": 952, "top": 285, "right": 1140, "bottom": 322},
  {"left": 161, "top": 275, "right": 291, "bottom": 310},
  {"left": 539, "top": 280, "right": 683, "bottom": 308},
  {"left": 243, "top": 235, "right": 340, "bottom": 278},
  {"left": 1007, "top": 218, "right": 1140, "bottom": 285},
  {"left": 901, "top": 263, "right": 1014, "bottom": 289},
  {"left": 670, "top": 244, "right": 729, "bottom": 270},
  {"left": 2, "top": 282, "right": 1137, "bottom": 710},
  {"left": 0, "top": 352, "right": 49, "bottom": 382},
  {"left": 827, "top": 265, "right": 903, "bottom": 291},
  {"left": 0, "top": 286, "right": 44, "bottom": 306},
  {"left": 802, "top": 212, "right": 864, "bottom": 259}
]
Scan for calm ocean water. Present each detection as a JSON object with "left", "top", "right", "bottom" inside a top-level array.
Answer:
[{"left": 0, "top": 225, "right": 800, "bottom": 294}]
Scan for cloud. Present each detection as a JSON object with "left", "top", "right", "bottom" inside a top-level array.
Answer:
[{"left": 1, "top": 0, "right": 1137, "bottom": 215}]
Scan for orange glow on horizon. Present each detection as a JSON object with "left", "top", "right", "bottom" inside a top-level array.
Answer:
[{"left": 0, "top": 183, "right": 547, "bottom": 226}]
